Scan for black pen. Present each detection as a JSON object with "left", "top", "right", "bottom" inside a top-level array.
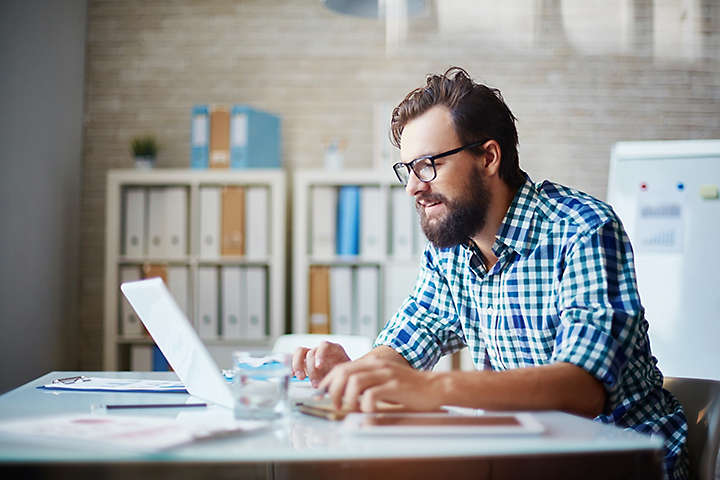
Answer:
[{"left": 105, "top": 402, "right": 207, "bottom": 410}]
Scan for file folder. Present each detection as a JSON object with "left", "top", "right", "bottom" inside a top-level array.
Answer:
[
  {"left": 147, "top": 188, "right": 167, "bottom": 258},
  {"left": 199, "top": 187, "right": 221, "bottom": 258},
  {"left": 308, "top": 266, "right": 331, "bottom": 334},
  {"left": 391, "top": 187, "right": 414, "bottom": 259},
  {"left": 330, "top": 266, "right": 353, "bottom": 335},
  {"left": 142, "top": 263, "right": 168, "bottom": 285},
  {"left": 384, "top": 264, "right": 419, "bottom": 322},
  {"left": 336, "top": 186, "right": 360, "bottom": 256},
  {"left": 246, "top": 266, "right": 267, "bottom": 339},
  {"left": 120, "top": 266, "right": 143, "bottom": 336},
  {"left": 196, "top": 267, "right": 219, "bottom": 339},
  {"left": 191, "top": 105, "right": 210, "bottom": 169},
  {"left": 311, "top": 186, "right": 337, "bottom": 257},
  {"left": 123, "top": 187, "right": 146, "bottom": 258},
  {"left": 130, "top": 344, "right": 152, "bottom": 371},
  {"left": 167, "top": 266, "right": 189, "bottom": 318},
  {"left": 355, "top": 266, "right": 379, "bottom": 339},
  {"left": 245, "top": 186, "right": 269, "bottom": 259},
  {"left": 360, "top": 187, "right": 387, "bottom": 259},
  {"left": 230, "top": 105, "right": 281, "bottom": 169},
  {"left": 221, "top": 266, "right": 245, "bottom": 339},
  {"left": 164, "top": 187, "right": 187, "bottom": 258},
  {"left": 221, "top": 186, "right": 245, "bottom": 256},
  {"left": 152, "top": 345, "right": 171, "bottom": 371},
  {"left": 210, "top": 107, "right": 230, "bottom": 169}
]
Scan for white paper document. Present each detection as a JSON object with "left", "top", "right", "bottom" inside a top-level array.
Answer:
[
  {"left": 38, "top": 376, "right": 187, "bottom": 393},
  {"left": 0, "top": 410, "right": 267, "bottom": 451}
]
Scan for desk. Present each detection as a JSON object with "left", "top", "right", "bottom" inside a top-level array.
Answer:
[{"left": 0, "top": 372, "right": 664, "bottom": 479}]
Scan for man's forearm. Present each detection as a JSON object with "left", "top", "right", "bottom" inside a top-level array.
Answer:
[{"left": 361, "top": 345, "right": 410, "bottom": 366}]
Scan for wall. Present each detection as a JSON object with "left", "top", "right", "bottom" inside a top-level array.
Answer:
[
  {"left": 0, "top": 0, "right": 87, "bottom": 392},
  {"left": 79, "top": 0, "right": 720, "bottom": 369}
]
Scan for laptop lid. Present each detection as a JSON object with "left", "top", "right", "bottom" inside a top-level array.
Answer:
[{"left": 121, "top": 278, "right": 234, "bottom": 408}]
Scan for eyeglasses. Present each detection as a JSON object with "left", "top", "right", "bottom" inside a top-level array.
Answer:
[{"left": 392, "top": 141, "right": 486, "bottom": 186}]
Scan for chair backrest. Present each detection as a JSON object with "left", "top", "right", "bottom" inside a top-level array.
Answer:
[
  {"left": 272, "top": 334, "right": 373, "bottom": 361},
  {"left": 663, "top": 377, "right": 720, "bottom": 480}
]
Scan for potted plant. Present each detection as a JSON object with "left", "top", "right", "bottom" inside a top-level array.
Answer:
[{"left": 131, "top": 135, "right": 158, "bottom": 169}]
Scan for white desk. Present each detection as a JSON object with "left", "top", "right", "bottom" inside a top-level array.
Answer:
[{"left": 0, "top": 372, "right": 665, "bottom": 479}]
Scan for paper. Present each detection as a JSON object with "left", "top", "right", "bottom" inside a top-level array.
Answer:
[
  {"left": 38, "top": 376, "right": 187, "bottom": 393},
  {"left": 0, "top": 411, "right": 267, "bottom": 451},
  {"left": 635, "top": 194, "right": 685, "bottom": 253}
]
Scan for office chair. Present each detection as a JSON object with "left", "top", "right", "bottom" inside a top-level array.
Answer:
[
  {"left": 663, "top": 377, "right": 720, "bottom": 480},
  {"left": 272, "top": 334, "right": 373, "bottom": 361}
]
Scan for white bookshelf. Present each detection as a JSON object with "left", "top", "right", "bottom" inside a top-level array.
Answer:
[
  {"left": 292, "top": 169, "right": 425, "bottom": 339},
  {"left": 104, "top": 169, "right": 287, "bottom": 370}
]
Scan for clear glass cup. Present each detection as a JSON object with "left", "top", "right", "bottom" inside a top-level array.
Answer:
[{"left": 231, "top": 351, "right": 291, "bottom": 420}]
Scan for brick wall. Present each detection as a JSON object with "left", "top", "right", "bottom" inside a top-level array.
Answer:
[{"left": 79, "top": 0, "right": 720, "bottom": 368}]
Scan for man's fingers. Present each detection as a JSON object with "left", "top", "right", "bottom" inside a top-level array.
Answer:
[
  {"left": 343, "top": 370, "right": 392, "bottom": 411},
  {"left": 292, "top": 347, "right": 310, "bottom": 380}
]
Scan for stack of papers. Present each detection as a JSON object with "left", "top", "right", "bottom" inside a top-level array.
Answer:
[{"left": 38, "top": 376, "right": 187, "bottom": 393}]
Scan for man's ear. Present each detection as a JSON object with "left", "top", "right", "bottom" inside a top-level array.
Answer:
[{"left": 480, "top": 140, "right": 502, "bottom": 176}]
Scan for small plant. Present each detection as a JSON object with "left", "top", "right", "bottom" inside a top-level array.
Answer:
[{"left": 131, "top": 135, "right": 158, "bottom": 158}]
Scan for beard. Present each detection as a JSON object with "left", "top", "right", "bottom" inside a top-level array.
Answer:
[{"left": 416, "top": 171, "right": 490, "bottom": 249}]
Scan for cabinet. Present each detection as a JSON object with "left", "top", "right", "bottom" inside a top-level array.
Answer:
[{"left": 104, "top": 169, "right": 286, "bottom": 370}]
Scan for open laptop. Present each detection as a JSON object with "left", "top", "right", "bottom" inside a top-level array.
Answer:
[{"left": 121, "top": 278, "right": 234, "bottom": 408}]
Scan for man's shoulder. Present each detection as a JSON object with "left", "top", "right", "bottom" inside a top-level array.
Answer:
[{"left": 533, "top": 180, "right": 618, "bottom": 235}]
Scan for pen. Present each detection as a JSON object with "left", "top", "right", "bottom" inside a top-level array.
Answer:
[{"left": 105, "top": 402, "right": 207, "bottom": 410}]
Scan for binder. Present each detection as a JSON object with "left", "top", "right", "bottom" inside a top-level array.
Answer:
[
  {"left": 167, "top": 266, "right": 189, "bottom": 318},
  {"left": 311, "top": 186, "right": 337, "bottom": 257},
  {"left": 221, "top": 186, "right": 245, "bottom": 255},
  {"left": 152, "top": 345, "right": 171, "bottom": 371},
  {"left": 120, "top": 266, "right": 143, "bottom": 336},
  {"left": 164, "top": 187, "right": 187, "bottom": 258},
  {"left": 372, "top": 102, "right": 397, "bottom": 170},
  {"left": 414, "top": 204, "right": 427, "bottom": 258},
  {"left": 391, "top": 187, "right": 414, "bottom": 259},
  {"left": 196, "top": 267, "right": 219, "bottom": 339},
  {"left": 245, "top": 186, "right": 269, "bottom": 259},
  {"left": 123, "top": 187, "right": 146, "bottom": 257},
  {"left": 130, "top": 344, "right": 152, "bottom": 371},
  {"left": 190, "top": 105, "right": 210, "bottom": 169},
  {"left": 199, "top": 187, "right": 221, "bottom": 258},
  {"left": 384, "top": 264, "right": 419, "bottom": 322},
  {"left": 221, "top": 266, "right": 245, "bottom": 340},
  {"left": 246, "top": 266, "right": 267, "bottom": 339},
  {"left": 336, "top": 186, "right": 360, "bottom": 256},
  {"left": 142, "top": 263, "right": 168, "bottom": 284},
  {"left": 147, "top": 188, "right": 167, "bottom": 257},
  {"left": 330, "top": 266, "right": 353, "bottom": 335},
  {"left": 355, "top": 266, "right": 379, "bottom": 339},
  {"left": 308, "top": 266, "right": 331, "bottom": 334},
  {"left": 210, "top": 107, "right": 230, "bottom": 168},
  {"left": 360, "top": 186, "right": 387, "bottom": 259},
  {"left": 230, "top": 105, "right": 281, "bottom": 169}
]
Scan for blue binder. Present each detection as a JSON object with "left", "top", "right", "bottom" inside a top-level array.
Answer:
[
  {"left": 336, "top": 186, "right": 360, "bottom": 255},
  {"left": 152, "top": 345, "right": 171, "bottom": 371},
  {"left": 190, "top": 105, "right": 209, "bottom": 169},
  {"left": 230, "top": 105, "right": 281, "bottom": 168}
]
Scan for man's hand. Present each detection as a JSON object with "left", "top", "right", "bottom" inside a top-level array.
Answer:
[
  {"left": 317, "top": 357, "right": 440, "bottom": 412},
  {"left": 291, "top": 341, "right": 351, "bottom": 387}
]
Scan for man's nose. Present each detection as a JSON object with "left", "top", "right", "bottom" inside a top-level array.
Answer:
[{"left": 405, "top": 171, "right": 428, "bottom": 197}]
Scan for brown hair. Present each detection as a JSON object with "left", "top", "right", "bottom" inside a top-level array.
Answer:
[{"left": 391, "top": 67, "right": 524, "bottom": 189}]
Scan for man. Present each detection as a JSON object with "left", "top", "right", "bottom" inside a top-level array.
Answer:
[{"left": 293, "top": 67, "right": 688, "bottom": 479}]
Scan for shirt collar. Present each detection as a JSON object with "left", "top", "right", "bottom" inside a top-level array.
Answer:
[{"left": 493, "top": 173, "right": 539, "bottom": 257}]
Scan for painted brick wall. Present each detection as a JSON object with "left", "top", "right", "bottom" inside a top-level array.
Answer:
[{"left": 79, "top": 0, "right": 720, "bottom": 368}]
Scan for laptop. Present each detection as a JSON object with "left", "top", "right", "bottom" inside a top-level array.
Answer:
[{"left": 121, "top": 277, "right": 234, "bottom": 408}]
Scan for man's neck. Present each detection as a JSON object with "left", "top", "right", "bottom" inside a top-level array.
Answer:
[{"left": 469, "top": 180, "right": 518, "bottom": 269}]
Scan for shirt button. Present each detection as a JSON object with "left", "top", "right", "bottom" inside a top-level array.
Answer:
[{"left": 486, "top": 307, "right": 495, "bottom": 316}]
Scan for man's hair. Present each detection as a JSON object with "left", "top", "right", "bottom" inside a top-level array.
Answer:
[{"left": 391, "top": 67, "right": 524, "bottom": 189}]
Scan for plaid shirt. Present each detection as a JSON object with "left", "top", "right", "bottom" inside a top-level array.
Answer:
[{"left": 376, "top": 175, "right": 688, "bottom": 479}]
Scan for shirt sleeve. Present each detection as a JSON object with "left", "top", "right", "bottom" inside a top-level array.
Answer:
[
  {"left": 374, "top": 247, "right": 467, "bottom": 370},
  {"left": 552, "top": 220, "right": 643, "bottom": 389}
]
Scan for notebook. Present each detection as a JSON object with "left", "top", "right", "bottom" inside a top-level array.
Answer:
[{"left": 121, "top": 278, "right": 235, "bottom": 408}]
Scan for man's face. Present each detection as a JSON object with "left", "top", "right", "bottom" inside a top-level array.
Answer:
[{"left": 400, "top": 106, "right": 491, "bottom": 248}]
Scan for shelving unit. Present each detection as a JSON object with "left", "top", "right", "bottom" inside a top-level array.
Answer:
[
  {"left": 292, "top": 169, "right": 426, "bottom": 340},
  {"left": 104, "top": 169, "right": 286, "bottom": 370}
]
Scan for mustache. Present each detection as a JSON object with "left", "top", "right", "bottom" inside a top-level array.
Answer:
[{"left": 416, "top": 193, "right": 447, "bottom": 210}]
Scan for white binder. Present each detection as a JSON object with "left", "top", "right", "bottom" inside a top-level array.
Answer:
[
  {"left": 130, "top": 344, "right": 152, "bottom": 371},
  {"left": 384, "top": 263, "right": 419, "bottom": 322},
  {"left": 164, "top": 187, "right": 187, "bottom": 258},
  {"left": 330, "top": 266, "right": 353, "bottom": 335},
  {"left": 360, "top": 187, "right": 387, "bottom": 259},
  {"left": 414, "top": 205, "right": 427, "bottom": 258},
  {"left": 196, "top": 267, "right": 219, "bottom": 339},
  {"left": 199, "top": 187, "right": 221, "bottom": 258},
  {"left": 120, "top": 266, "right": 143, "bottom": 336},
  {"left": 123, "top": 188, "right": 146, "bottom": 258},
  {"left": 167, "top": 266, "right": 189, "bottom": 318},
  {"left": 147, "top": 188, "right": 167, "bottom": 257},
  {"left": 245, "top": 267, "right": 266, "bottom": 339},
  {"left": 221, "top": 266, "right": 246, "bottom": 339},
  {"left": 391, "top": 187, "right": 414, "bottom": 259},
  {"left": 355, "top": 266, "right": 379, "bottom": 339},
  {"left": 245, "top": 186, "right": 269, "bottom": 259},
  {"left": 311, "top": 186, "right": 337, "bottom": 257}
]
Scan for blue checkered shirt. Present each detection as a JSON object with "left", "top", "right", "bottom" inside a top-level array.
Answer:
[{"left": 376, "top": 175, "right": 688, "bottom": 479}]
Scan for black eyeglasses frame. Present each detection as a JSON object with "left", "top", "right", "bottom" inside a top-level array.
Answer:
[{"left": 392, "top": 141, "right": 487, "bottom": 186}]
